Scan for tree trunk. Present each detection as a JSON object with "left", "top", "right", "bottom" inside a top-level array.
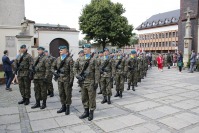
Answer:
[{"left": 102, "top": 43, "right": 106, "bottom": 51}]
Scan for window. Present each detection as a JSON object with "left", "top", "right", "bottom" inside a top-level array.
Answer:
[
  {"left": 162, "top": 42, "right": 165, "bottom": 47},
  {"left": 169, "top": 32, "right": 172, "bottom": 38},
  {"left": 156, "top": 42, "right": 158, "bottom": 47},
  {"left": 166, "top": 33, "right": 168, "bottom": 38},
  {"left": 159, "top": 42, "right": 161, "bottom": 47},
  {"left": 173, "top": 32, "right": 175, "bottom": 37},
  {"left": 176, "top": 32, "right": 178, "bottom": 37},
  {"left": 156, "top": 34, "right": 158, "bottom": 38},
  {"left": 162, "top": 33, "right": 165, "bottom": 38},
  {"left": 159, "top": 33, "right": 162, "bottom": 38}
]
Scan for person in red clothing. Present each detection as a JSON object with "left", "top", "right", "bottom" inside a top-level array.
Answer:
[{"left": 156, "top": 54, "right": 164, "bottom": 71}]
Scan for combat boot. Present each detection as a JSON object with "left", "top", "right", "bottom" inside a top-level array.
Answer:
[
  {"left": 79, "top": 108, "right": 89, "bottom": 119},
  {"left": 18, "top": 97, "right": 25, "bottom": 104},
  {"left": 97, "top": 89, "right": 102, "bottom": 94},
  {"left": 88, "top": 110, "right": 94, "bottom": 121},
  {"left": 135, "top": 83, "right": 138, "bottom": 87},
  {"left": 50, "top": 91, "right": 54, "bottom": 97},
  {"left": 65, "top": 105, "right": 70, "bottom": 115},
  {"left": 107, "top": 96, "right": 111, "bottom": 104},
  {"left": 24, "top": 98, "right": 30, "bottom": 105},
  {"left": 101, "top": 96, "right": 107, "bottom": 104},
  {"left": 31, "top": 100, "right": 40, "bottom": 109},
  {"left": 119, "top": 91, "right": 123, "bottom": 98},
  {"left": 47, "top": 91, "right": 51, "bottom": 96},
  {"left": 57, "top": 105, "right": 66, "bottom": 113},
  {"left": 114, "top": 91, "right": 120, "bottom": 97},
  {"left": 132, "top": 86, "right": 135, "bottom": 91},
  {"left": 40, "top": 100, "right": 46, "bottom": 109},
  {"left": 127, "top": 84, "right": 130, "bottom": 90}
]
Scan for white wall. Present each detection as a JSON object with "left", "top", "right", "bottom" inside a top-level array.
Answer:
[
  {"left": 36, "top": 31, "right": 79, "bottom": 60},
  {"left": 137, "top": 25, "right": 178, "bottom": 34},
  {"left": 0, "top": 26, "right": 21, "bottom": 63}
]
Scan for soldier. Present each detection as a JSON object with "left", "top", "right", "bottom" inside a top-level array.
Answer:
[
  {"left": 74, "top": 44, "right": 99, "bottom": 121},
  {"left": 15, "top": 44, "right": 33, "bottom": 105},
  {"left": 44, "top": 50, "right": 55, "bottom": 97},
  {"left": 52, "top": 46, "right": 74, "bottom": 115},
  {"left": 125, "top": 50, "right": 138, "bottom": 91},
  {"left": 74, "top": 50, "right": 84, "bottom": 92},
  {"left": 114, "top": 51, "right": 125, "bottom": 97},
  {"left": 97, "top": 50, "right": 104, "bottom": 94},
  {"left": 99, "top": 48, "right": 114, "bottom": 104},
  {"left": 31, "top": 47, "right": 50, "bottom": 109}
]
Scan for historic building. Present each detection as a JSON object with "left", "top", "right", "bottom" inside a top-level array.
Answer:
[
  {"left": 136, "top": 9, "right": 180, "bottom": 53},
  {"left": 0, "top": 0, "right": 79, "bottom": 63}
]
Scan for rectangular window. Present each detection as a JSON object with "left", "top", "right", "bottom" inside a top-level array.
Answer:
[
  {"left": 159, "top": 42, "right": 161, "bottom": 47},
  {"left": 173, "top": 32, "right": 175, "bottom": 37}
]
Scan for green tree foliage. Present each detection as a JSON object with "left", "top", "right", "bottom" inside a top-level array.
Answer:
[{"left": 79, "top": 0, "right": 133, "bottom": 49}]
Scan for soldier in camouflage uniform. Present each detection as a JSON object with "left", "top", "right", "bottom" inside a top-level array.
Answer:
[
  {"left": 99, "top": 48, "right": 114, "bottom": 104},
  {"left": 74, "top": 44, "right": 100, "bottom": 121},
  {"left": 52, "top": 46, "right": 74, "bottom": 115},
  {"left": 44, "top": 50, "right": 56, "bottom": 97},
  {"left": 74, "top": 50, "right": 84, "bottom": 92},
  {"left": 31, "top": 47, "right": 50, "bottom": 109},
  {"left": 97, "top": 50, "right": 104, "bottom": 94},
  {"left": 137, "top": 54, "right": 141, "bottom": 83},
  {"left": 15, "top": 45, "right": 33, "bottom": 105},
  {"left": 114, "top": 51, "right": 125, "bottom": 97},
  {"left": 125, "top": 50, "right": 137, "bottom": 91}
]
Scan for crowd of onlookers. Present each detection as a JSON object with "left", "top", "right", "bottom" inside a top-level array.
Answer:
[{"left": 146, "top": 50, "right": 199, "bottom": 73}]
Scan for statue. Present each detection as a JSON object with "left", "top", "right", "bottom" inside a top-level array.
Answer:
[
  {"left": 21, "top": 17, "right": 29, "bottom": 34},
  {"left": 184, "top": 7, "right": 193, "bottom": 38}
]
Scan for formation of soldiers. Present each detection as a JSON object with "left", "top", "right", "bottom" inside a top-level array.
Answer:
[{"left": 14, "top": 44, "right": 149, "bottom": 121}]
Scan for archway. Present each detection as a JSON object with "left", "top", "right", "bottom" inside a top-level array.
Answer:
[{"left": 49, "top": 38, "right": 69, "bottom": 57}]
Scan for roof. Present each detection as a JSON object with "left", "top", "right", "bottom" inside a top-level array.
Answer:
[
  {"left": 34, "top": 23, "right": 79, "bottom": 32},
  {"left": 136, "top": 9, "right": 180, "bottom": 30}
]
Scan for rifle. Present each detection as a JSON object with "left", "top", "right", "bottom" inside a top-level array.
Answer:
[
  {"left": 29, "top": 56, "right": 40, "bottom": 80},
  {"left": 76, "top": 53, "right": 95, "bottom": 83},
  {"left": 128, "top": 59, "right": 135, "bottom": 71},
  {"left": 53, "top": 57, "right": 67, "bottom": 81},
  {"left": 14, "top": 52, "right": 26, "bottom": 75},
  {"left": 116, "top": 59, "right": 122, "bottom": 70},
  {"left": 100, "top": 56, "right": 112, "bottom": 74}
]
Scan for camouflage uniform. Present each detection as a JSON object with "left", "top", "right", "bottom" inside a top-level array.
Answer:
[
  {"left": 52, "top": 56, "right": 74, "bottom": 114},
  {"left": 46, "top": 55, "right": 56, "bottom": 97},
  {"left": 114, "top": 56, "right": 125, "bottom": 97},
  {"left": 31, "top": 54, "right": 50, "bottom": 109},
  {"left": 15, "top": 52, "right": 33, "bottom": 105},
  {"left": 99, "top": 55, "right": 114, "bottom": 104},
  {"left": 125, "top": 56, "right": 137, "bottom": 91},
  {"left": 137, "top": 57, "right": 141, "bottom": 82}
]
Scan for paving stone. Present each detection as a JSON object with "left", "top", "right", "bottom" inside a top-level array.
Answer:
[
  {"left": 0, "top": 107, "right": 19, "bottom": 116},
  {"left": 155, "top": 95, "right": 187, "bottom": 104},
  {"left": 124, "top": 101, "right": 160, "bottom": 111},
  {"left": 159, "top": 116, "right": 192, "bottom": 130},
  {"left": 30, "top": 118, "right": 59, "bottom": 131},
  {"left": 70, "top": 125, "right": 91, "bottom": 132},
  {"left": 6, "top": 123, "right": 20, "bottom": 130},
  {"left": 175, "top": 113, "right": 199, "bottom": 124},
  {"left": 140, "top": 109, "right": 167, "bottom": 119},
  {"left": 143, "top": 92, "right": 170, "bottom": 99},
  {"left": 116, "top": 114, "right": 146, "bottom": 126},
  {"left": 115, "top": 129, "right": 134, "bottom": 133},
  {"left": 172, "top": 100, "right": 199, "bottom": 109},
  {"left": 28, "top": 110, "right": 53, "bottom": 121},
  {"left": 62, "top": 129, "right": 75, "bottom": 133},
  {"left": 114, "top": 97, "right": 145, "bottom": 106},
  {"left": 55, "top": 115, "right": 83, "bottom": 127},
  {"left": 184, "top": 126, "right": 199, "bottom": 133},
  {"left": 191, "top": 107, "right": 199, "bottom": 114},
  {"left": 0, "top": 114, "right": 20, "bottom": 125},
  {"left": 178, "top": 91, "right": 199, "bottom": 98}
]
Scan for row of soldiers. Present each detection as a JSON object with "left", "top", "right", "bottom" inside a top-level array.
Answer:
[{"left": 14, "top": 44, "right": 149, "bottom": 121}]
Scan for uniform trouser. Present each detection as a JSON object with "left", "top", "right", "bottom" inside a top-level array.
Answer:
[
  {"left": 18, "top": 76, "right": 31, "bottom": 98},
  {"left": 58, "top": 81, "right": 72, "bottom": 105},
  {"left": 128, "top": 71, "right": 137, "bottom": 86},
  {"left": 115, "top": 73, "right": 124, "bottom": 92},
  {"left": 47, "top": 76, "right": 54, "bottom": 92},
  {"left": 190, "top": 62, "right": 195, "bottom": 72},
  {"left": 81, "top": 81, "right": 96, "bottom": 110},
  {"left": 5, "top": 71, "right": 13, "bottom": 88},
  {"left": 101, "top": 77, "right": 112, "bottom": 96},
  {"left": 137, "top": 70, "right": 141, "bottom": 81},
  {"left": 34, "top": 79, "right": 47, "bottom": 101}
]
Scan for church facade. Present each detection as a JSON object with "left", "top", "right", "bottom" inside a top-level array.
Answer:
[{"left": 0, "top": 0, "right": 79, "bottom": 63}]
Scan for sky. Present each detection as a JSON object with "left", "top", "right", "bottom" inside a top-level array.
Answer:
[{"left": 25, "top": 0, "right": 180, "bottom": 39}]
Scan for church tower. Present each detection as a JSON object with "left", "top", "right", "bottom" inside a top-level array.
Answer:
[
  {"left": 178, "top": 0, "right": 199, "bottom": 53},
  {"left": 0, "top": 0, "right": 25, "bottom": 26}
]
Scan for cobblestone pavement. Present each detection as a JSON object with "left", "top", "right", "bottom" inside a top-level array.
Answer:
[{"left": 0, "top": 68, "right": 199, "bottom": 133}]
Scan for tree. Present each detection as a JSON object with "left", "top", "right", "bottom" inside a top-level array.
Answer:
[
  {"left": 79, "top": 0, "right": 133, "bottom": 49},
  {"left": 129, "top": 33, "right": 138, "bottom": 46}
]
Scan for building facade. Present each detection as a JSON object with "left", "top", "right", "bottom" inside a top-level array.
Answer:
[{"left": 136, "top": 10, "right": 180, "bottom": 53}]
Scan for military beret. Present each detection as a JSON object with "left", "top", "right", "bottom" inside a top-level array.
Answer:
[
  {"left": 82, "top": 44, "right": 91, "bottom": 48},
  {"left": 20, "top": 44, "right": 26, "bottom": 49},
  {"left": 98, "top": 50, "right": 103, "bottom": 54},
  {"left": 37, "top": 46, "right": 45, "bottom": 51},
  {"left": 44, "top": 50, "right": 48, "bottom": 53},
  {"left": 131, "top": 50, "right": 137, "bottom": 54},
  {"left": 104, "top": 48, "right": 109, "bottom": 51},
  {"left": 78, "top": 50, "right": 84, "bottom": 54},
  {"left": 59, "top": 45, "right": 68, "bottom": 50}
]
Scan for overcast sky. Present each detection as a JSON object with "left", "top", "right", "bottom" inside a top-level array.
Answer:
[{"left": 25, "top": 0, "right": 180, "bottom": 38}]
